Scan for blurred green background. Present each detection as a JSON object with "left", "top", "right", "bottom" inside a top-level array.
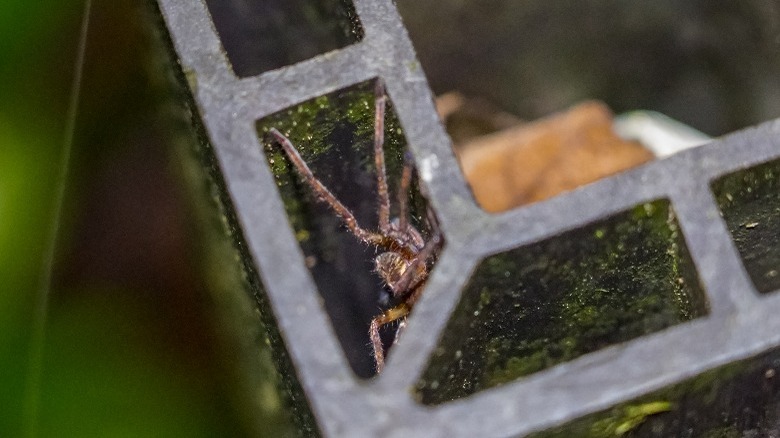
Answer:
[{"left": 0, "top": 0, "right": 259, "bottom": 436}]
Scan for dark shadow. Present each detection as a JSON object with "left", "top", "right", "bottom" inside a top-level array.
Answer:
[
  {"left": 712, "top": 158, "right": 780, "bottom": 294},
  {"left": 204, "top": 0, "right": 363, "bottom": 77}
]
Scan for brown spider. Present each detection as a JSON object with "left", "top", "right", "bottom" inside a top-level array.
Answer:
[{"left": 268, "top": 82, "right": 442, "bottom": 373}]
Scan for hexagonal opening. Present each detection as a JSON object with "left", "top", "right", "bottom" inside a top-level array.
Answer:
[
  {"left": 532, "top": 347, "right": 780, "bottom": 437},
  {"left": 205, "top": 0, "right": 363, "bottom": 77},
  {"left": 416, "top": 200, "right": 707, "bottom": 404},
  {"left": 257, "top": 79, "right": 439, "bottom": 378},
  {"left": 712, "top": 158, "right": 780, "bottom": 294}
]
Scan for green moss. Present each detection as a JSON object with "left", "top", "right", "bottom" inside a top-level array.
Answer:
[
  {"left": 590, "top": 402, "right": 673, "bottom": 437},
  {"left": 257, "top": 80, "right": 423, "bottom": 246},
  {"left": 415, "top": 200, "right": 707, "bottom": 404},
  {"left": 531, "top": 347, "right": 780, "bottom": 437}
]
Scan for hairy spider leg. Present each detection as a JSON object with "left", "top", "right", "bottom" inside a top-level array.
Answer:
[
  {"left": 393, "top": 229, "right": 442, "bottom": 300},
  {"left": 397, "top": 151, "right": 414, "bottom": 233},
  {"left": 270, "top": 92, "right": 443, "bottom": 374},
  {"left": 369, "top": 303, "right": 410, "bottom": 373},
  {"left": 373, "top": 80, "right": 391, "bottom": 233},
  {"left": 269, "top": 128, "right": 394, "bottom": 250},
  {"left": 370, "top": 227, "right": 441, "bottom": 374}
]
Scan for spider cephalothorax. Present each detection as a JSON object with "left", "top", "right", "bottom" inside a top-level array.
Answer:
[{"left": 269, "top": 81, "right": 441, "bottom": 373}]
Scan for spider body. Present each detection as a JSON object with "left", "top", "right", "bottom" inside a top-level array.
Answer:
[
  {"left": 269, "top": 82, "right": 441, "bottom": 373},
  {"left": 376, "top": 219, "right": 425, "bottom": 290}
]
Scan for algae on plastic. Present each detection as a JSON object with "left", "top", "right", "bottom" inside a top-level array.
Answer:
[
  {"left": 532, "top": 347, "right": 780, "bottom": 437},
  {"left": 416, "top": 200, "right": 707, "bottom": 404}
]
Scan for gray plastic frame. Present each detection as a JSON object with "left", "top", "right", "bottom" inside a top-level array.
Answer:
[{"left": 155, "top": 0, "right": 780, "bottom": 436}]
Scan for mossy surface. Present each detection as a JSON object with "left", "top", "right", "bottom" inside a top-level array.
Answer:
[
  {"left": 257, "top": 80, "right": 431, "bottom": 378},
  {"left": 531, "top": 348, "right": 780, "bottom": 437},
  {"left": 712, "top": 158, "right": 780, "bottom": 294},
  {"left": 416, "top": 201, "right": 707, "bottom": 404}
]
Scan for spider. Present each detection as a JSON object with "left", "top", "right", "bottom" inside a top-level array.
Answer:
[{"left": 268, "top": 81, "right": 442, "bottom": 373}]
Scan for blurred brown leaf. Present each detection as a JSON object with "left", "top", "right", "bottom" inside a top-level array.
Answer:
[{"left": 445, "top": 99, "right": 653, "bottom": 213}]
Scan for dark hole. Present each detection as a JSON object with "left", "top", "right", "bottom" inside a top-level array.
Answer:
[
  {"left": 256, "top": 79, "right": 436, "bottom": 378},
  {"left": 711, "top": 158, "right": 780, "bottom": 294},
  {"left": 204, "top": 0, "right": 363, "bottom": 77}
]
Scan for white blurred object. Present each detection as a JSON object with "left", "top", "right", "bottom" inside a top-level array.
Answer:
[{"left": 614, "top": 111, "right": 712, "bottom": 158}]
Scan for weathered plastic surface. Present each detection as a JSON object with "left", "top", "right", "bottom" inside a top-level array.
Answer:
[{"left": 153, "top": 0, "right": 780, "bottom": 436}]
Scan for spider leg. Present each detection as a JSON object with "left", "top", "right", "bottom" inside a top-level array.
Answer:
[
  {"left": 397, "top": 150, "right": 414, "bottom": 232},
  {"left": 269, "top": 128, "right": 392, "bottom": 248},
  {"left": 394, "top": 228, "right": 443, "bottom": 300},
  {"left": 369, "top": 303, "right": 410, "bottom": 373},
  {"left": 373, "top": 80, "right": 391, "bottom": 233}
]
